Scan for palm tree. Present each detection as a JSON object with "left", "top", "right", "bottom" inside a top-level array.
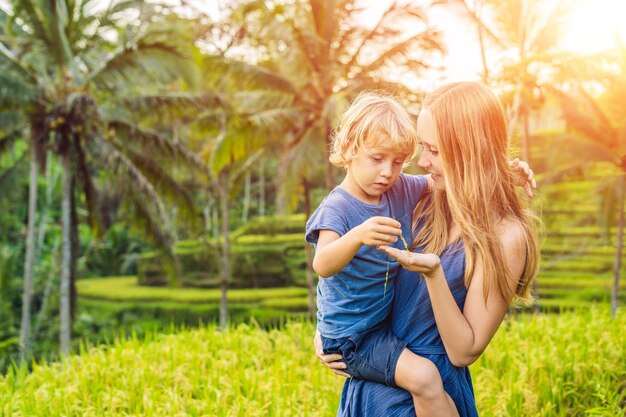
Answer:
[
  {"left": 0, "top": 0, "right": 201, "bottom": 356},
  {"left": 202, "top": 0, "right": 444, "bottom": 315},
  {"left": 547, "top": 45, "right": 626, "bottom": 318},
  {"left": 1, "top": 5, "right": 49, "bottom": 362},
  {"left": 451, "top": 0, "right": 571, "bottom": 163},
  {"left": 211, "top": 0, "right": 442, "bottom": 191},
  {"left": 188, "top": 56, "right": 270, "bottom": 329}
]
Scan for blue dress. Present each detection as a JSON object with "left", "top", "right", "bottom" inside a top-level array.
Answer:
[{"left": 337, "top": 240, "right": 479, "bottom": 417}]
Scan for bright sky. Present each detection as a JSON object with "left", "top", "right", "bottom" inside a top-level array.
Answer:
[
  {"left": 560, "top": 0, "right": 626, "bottom": 54},
  {"left": 200, "top": 0, "right": 626, "bottom": 89},
  {"left": 353, "top": 0, "right": 626, "bottom": 90}
]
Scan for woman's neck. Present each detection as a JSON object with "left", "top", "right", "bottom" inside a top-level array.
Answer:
[{"left": 447, "top": 220, "right": 461, "bottom": 246}]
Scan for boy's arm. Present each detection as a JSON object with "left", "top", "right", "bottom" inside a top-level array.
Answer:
[
  {"left": 312, "top": 216, "right": 402, "bottom": 278},
  {"left": 425, "top": 174, "right": 434, "bottom": 192}
]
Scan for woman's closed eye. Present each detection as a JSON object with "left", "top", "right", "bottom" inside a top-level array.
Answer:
[{"left": 418, "top": 139, "right": 438, "bottom": 156}]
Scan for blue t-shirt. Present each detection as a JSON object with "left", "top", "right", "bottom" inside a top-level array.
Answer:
[{"left": 305, "top": 173, "right": 429, "bottom": 339}]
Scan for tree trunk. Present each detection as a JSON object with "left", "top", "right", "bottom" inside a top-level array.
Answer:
[
  {"left": 611, "top": 175, "right": 625, "bottom": 319},
  {"left": 474, "top": 0, "right": 489, "bottom": 84},
  {"left": 218, "top": 174, "right": 231, "bottom": 329},
  {"left": 19, "top": 148, "right": 38, "bottom": 363},
  {"left": 59, "top": 153, "right": 72, "bottom": 357},
  {"left": 32, "top": 154, "right": 57, "bottom": 342},
  {"left": 242, "top": 171, "right": 251, "bottom": 223},
  {"left": 523, "top": 113, "right": 537, "bottom": 314},
  {"left": 522, "top": 111, "right": 531, "bottom": 165},
  {"left": 302, "top": 179, "right": 317, "bottom": 318},
  {"left": 33, "top": 238, "right": 59, "bottom": 342},
  {"left": 70, "top": 183, "right": 79, "bottom": 321},
  {"left": 258, "top": 160, "right": 265, "bottom": 217},
  {"left": 508, "top": 85, "right": 522, "bottom": 141},
  {"left": 325, "top": 122, "right": 334, "bottom": 191},
  {"left": 275, "top": 161, "right": 288, "bottom": 215},
  {"left": 212, "top": 204, "right": 219, "bottom": 240}
]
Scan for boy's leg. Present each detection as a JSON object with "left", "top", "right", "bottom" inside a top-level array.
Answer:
[{"left": 395, "top": 348, "right": 459, "bottom": 417}]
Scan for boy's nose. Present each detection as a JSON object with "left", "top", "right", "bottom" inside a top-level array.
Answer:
[{"left": 380, "top": 163, "right": 393, "bottom": 177}]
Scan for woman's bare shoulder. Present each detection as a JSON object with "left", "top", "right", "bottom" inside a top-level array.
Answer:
[
  {"left": 496, "top": 218, "right": 526, "bottom": 254},
  {"left": 495, "top": 218, "right": 528, "bottom": 291}
]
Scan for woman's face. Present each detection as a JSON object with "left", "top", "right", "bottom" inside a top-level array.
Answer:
[{"left": 416, "top": 109, "right": 445, "bottom": 191}]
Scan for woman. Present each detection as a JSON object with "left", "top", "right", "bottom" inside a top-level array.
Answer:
[{"left": 316, "top": 82, "right": 540, "bottom": 416}]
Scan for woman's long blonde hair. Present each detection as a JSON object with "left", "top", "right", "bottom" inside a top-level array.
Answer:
[{"left": 412, "top": 82, "right": 540, "bottom": 303}]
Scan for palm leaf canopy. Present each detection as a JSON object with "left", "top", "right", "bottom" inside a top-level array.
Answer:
[{"left": 0, "top": 0, "right": 202, "bottom": 255}]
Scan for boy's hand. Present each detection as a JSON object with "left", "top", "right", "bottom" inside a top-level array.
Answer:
[
  {"left": 509, "top": 158, "right": 536, "bottom": 198},
  {"left": 355, "top": 216, "right": 401, "bottom": 247}
]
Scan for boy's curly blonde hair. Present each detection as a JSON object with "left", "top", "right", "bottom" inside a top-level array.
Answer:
[{"left": 329, "top": 92, "right": 418, "bottom": 168}]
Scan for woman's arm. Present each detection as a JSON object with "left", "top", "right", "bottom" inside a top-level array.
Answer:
[
  {"left": 378, "top": 221, "right": 527, "bottom": 367},
  {"left": 314, "top": 329, "right": 350, "bottom": 377}
]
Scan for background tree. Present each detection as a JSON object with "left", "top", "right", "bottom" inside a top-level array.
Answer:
[
  {"left": 548, "top": 45, "right": 626, "bottom": 317},
  {"left": 452, "top": 0, "right": 571, "bottom": 163},
  {"left": 0, "top": 0, "right": 201, "bottom": 356},
  {"left": 201, "top": 0, "right": 445, "bottom": 314}
]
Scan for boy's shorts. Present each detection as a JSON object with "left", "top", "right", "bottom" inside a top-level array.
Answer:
[{"left": 321, "top": 322, "right": 407, "bottom": 387}]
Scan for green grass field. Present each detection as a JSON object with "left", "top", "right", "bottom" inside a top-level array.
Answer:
[
  {"left": 2, "top": 309, "right": 625, "bottom": 416},
  {"left": 77, "top": 276, "right": 309, "bottom": 303}
]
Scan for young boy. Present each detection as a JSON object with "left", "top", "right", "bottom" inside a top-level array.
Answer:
[{"left": 306, "top": 92, "right": 460, "bottom": 416}]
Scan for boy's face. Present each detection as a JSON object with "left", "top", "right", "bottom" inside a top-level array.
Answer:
[
  {"left": 345, "top": 138, "right": 408, "bottom": 204},
  {"left": 416, "top": 109, "right": 445, "bottom": 192}
]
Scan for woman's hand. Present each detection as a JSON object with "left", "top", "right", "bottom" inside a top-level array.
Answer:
[
  {"left": 377, "top": 246, "right": 441, "bottom": 276},
  {"left": 509, "top": 158, "right": 536, "bottom": 198},
  {"left": 314, "top": 329, "right": 351, "bottom": 378}
]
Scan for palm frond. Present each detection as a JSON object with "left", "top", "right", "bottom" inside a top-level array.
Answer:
[
  {"left": 527, "top": 0, "right": 570, "bottom": 54},
  {"left": 547, "top": 86, "right": 618, "bottom": 151},
  {"left": 0, "top": 127, "right": 24, "bottom": 156},
  {"left": 233, "top": 90, "right": 301, "bottom": 132},
  {"left": 578, "top": 88, "right": 618, "bottom": 145},
  {"left": 0, "top": 43, "right": 37, "bottom": 85},
  {"left": 545, "top": 133, "right": 617, "bottom": 169},
  {"left": 9, "top": 0, "right": 50, "bottom": 50},
  {"left": 0, "top": 151, "right": 27, "bottom": 191},
  {"left": 0, "top": 112, "right": 23, "bottom": 129},
  {"left": 0, "top": 67, "right": 36, "bottom": 106},
  {"left": 204, "top": 54, "right": 297, "bottom": 94},
  {"left": 88, "top": 24, "right": 195, "bottom": 90},
  {"left": 452, "top": 0, "right": 506, "bottom": 49},
  {"left": 106, "top": 119, "right": 208, "bottom": 176},
  {"left": 110, "top": 142, "right": 198, "bottom": 225},
  {"left": 201, "top": 121, "right": 264, "bottom": 177},
  {"left": 285, "top": 17, "right": 325, "bottom": 80},
  {"left": 118, "top": 92, "right": 226, "bottom": 122},
  {"left": 103, "top": 138, "right": 176, "bottom": 246},
  {"left": 350, "top": 28, "right": 444, "bottom": 79},
  {"left": 246, "top": 107, "right": 302, "bottom": 134},
  {"left": 72, "top": 132, "right": 102, "bottom": 236},
  {"left": 282, "top": 124, "right": 326, "bottom": 180},
  {"left": 342, "top": 1, "right": 431, "bottom": 74}
]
